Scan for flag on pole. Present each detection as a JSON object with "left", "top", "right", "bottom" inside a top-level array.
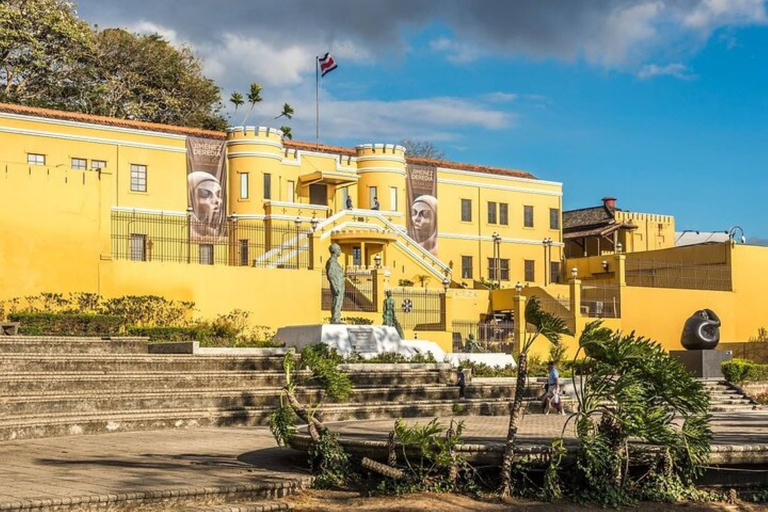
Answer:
[{"left": 319, "top": 52, "right": 338, "bottom": 77}]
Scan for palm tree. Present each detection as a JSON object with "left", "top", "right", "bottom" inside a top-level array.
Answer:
[
  {"left": 500, "top": 296, "right": 569, "bottom": 499},
  {"left": 280, "top": 125, "right": 293, "bottom": 140},
  {"left": 275, "top": 102, "right": 294, "bottom": 120},
  {"left": 229, "top": 92, "right": 244, "bottom": 113},
  {"left": 240, "top": 82, "right": 263, "bottom": 126}
]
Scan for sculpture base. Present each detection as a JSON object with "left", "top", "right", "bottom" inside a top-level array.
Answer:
[
  {"left": 670, "top": 349, "right": 733, "bottom": 379},
  {"left": 274, "top": 324, "right": 403, "bottom": 357}
]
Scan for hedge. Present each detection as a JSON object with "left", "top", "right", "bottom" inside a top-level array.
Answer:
[
  {"left": 721, "top": 358, "right": 768, "bottom": 382},
  {"left": 9, "top": 312, "right": 127, "bottom": 336},
  {"left": 125, "top": 326, "right": 213, "bottom": 342}
]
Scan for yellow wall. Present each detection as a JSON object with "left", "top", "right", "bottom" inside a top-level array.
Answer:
[{"left": 3, "top": 107, "right": 768, "bottom": 357}]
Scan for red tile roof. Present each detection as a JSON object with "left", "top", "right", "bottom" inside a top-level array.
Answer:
[{"left": 0, "top": 102, "right": 538, "bottom": 180}]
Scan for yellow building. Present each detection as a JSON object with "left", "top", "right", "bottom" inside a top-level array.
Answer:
[{"left": 1, "top": 103, "right": 766, "bottom": 357}]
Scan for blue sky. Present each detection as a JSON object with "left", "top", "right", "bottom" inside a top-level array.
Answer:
[{"left": 77, "top": 0, "right": 768, "bottom": 241}]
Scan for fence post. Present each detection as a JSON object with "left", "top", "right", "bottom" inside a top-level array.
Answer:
[
  {"left": 615, "top": 254, "right": 626, "bottom": 287},
  {"left": 373, "top": 269, "right": 383, "bottom": 314}
]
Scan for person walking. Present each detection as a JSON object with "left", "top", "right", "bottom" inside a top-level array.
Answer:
[{"left": 542, "top": 361, "right": 563, "bottom": 415}]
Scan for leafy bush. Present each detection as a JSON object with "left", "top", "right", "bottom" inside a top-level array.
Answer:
[
  {"left": 755, "top": 391, "right": 768, "bottom": 405},
  {"left": 126, "top": 326, "right": 213, "bottom": 342},
  {"left": 345, "top": 351, "right": 437, "bottom": 364},
  {"left": 458, "top": 360, "right": 517, "bottom": 378},
  {"left": 722, "top": 359, "right": 768, "bottom": 382},
  {"left": 9, "top": 312, "right": 127, "bottom": 336}
]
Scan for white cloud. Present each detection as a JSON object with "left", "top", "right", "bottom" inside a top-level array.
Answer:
[
  {"left": 428, "top": 37, "right": 483, "bottom": 63},
  {"left": 637, "top": 62, "right": 698, "bottom": 80},
  {"left": 127, "top": 20, "right": 182, "bottom": 47},
  {"left": 484, "top": 92, "right": 519, "bottom": 103},
  {"left": 583, "top": 1, "right": 664, "bottom": 66},
  {"left": 683, "top": 0, "right": 767, "bottom": 30},
  {"left": 232, "top": 93, "right": 515, "bottom": 143}
]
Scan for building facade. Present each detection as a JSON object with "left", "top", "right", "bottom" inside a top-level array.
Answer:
[{"left": 1, "top": 103, "right": 766, "bottom": 356}]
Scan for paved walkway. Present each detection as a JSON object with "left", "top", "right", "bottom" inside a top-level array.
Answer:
[
  {"left": 327, "top": 410, "right": 768, "bottom": 447},
  {"left": 1, "top": 411, "right": 767, "bottom": 508},
  {"left": 0, "top": 427, "right": 308, "bottom": 508}
]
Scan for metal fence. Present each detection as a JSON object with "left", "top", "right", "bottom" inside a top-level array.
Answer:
[
  {"left": 321, "top": 270, "right": 378, "bottom": 313},
  {"left": 111, "top": 211, "right": 312, "bottom": 269},
  {"left": 389, "top": 288, "right": 445, "bottom": 331},
  {"left": 625, "top": 258, "right": 732, "bottom": 291},
  {"left": 452, "top": 320, "right": 515, "bottom": 353},
  {"left": 580, "top": 283, "right": 621, "bottom": 318}
]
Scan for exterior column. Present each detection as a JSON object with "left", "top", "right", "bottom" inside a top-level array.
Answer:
[
  {"left": 615, "top": 254, "right": 626, "bottom": 287},
  {"left": 570, "top": 278, "right": 582, "bottom": 318}
]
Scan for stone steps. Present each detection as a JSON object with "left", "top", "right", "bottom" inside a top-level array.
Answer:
[
  {"left": 0, "top": 385, "right": 514, "bottom": 415},
  {"left": 701, "top": 380, "right": 760, "bottom": 412},
  {"left": 187, "top": 501, "right": 293, "bottom": 512},
  {"left": 0, "top": 337, "right": 149, "bottom": 354},
  {"left": 0, "top": 354, "right": 290, "bottom": 372}
]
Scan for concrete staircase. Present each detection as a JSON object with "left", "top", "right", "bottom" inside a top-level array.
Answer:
[
  {"left": 0, "top": 336, "right": 513, "bottom": 441},
  {"left": 701, "top": 379, "right": 760, "bottom": 412}
]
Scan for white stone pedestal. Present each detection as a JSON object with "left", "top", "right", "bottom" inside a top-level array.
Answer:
[{"left": 274, "top": 324, "right": 403, "bottom": 357}]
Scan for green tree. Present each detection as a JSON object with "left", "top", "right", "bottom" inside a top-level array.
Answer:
[
  {"left": 83, "top": 28, "right": 226, "bottom": 130},
  {"left": 500, "top": 296, "right": 569, "bottom": 499},
  {"left": 280, "top": 125, "right": 293, "bottom": 140},
  {"left": 568, "top": 322, "right": 711, "bottom": 505},
  {"left": 0, "top": 0, "right": 93, "bottom": 107}
]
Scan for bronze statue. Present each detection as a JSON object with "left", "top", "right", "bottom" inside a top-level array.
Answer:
[
  {"left": 326, "top": 243, "right": 345, "bottom": 324},
  {"left": 382, "top": 290, "right": 404, "bottom": 339},
  {"left": 681, "top": 309, "right": 721, "bottom": 350}
]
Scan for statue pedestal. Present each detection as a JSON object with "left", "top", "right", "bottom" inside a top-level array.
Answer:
[
  {"left": 274, "top": 324, "right": 403, "bottom": 357},
  {"left": 670, "top": 349, "right": 732, "bottom": 379}
]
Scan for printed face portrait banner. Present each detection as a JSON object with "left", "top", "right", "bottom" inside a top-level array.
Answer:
[
  {"left": 186, "top": 136, "right": 227, "bottom": 241},
  {"left": 406, "top": 164, "right": 438, "bottom": 256}
]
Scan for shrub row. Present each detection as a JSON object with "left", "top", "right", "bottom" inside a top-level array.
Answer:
[
  {"left": 721, "top": 358, "right": 768, "bottom": 382},
  {"left": 9, "top": 312, "right": 127, "bottom": 336}
]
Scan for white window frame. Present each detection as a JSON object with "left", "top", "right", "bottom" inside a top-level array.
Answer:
[
  {"left": 71, "top": 157, "right": 87, "bottom": 170},
  {"left": 389, "top": 186, "right": 397, "bottom": 211},
  {"left": 91, "top": 160, "right": 107, "bottom": 170},
  {"left": 239, "top": 173, "right": 249, "bottom": 199},
  {"left": 129, "top": 234, "right": 146, "bottom": 261},
  {"left": 199, "top": 244, "right": 214, "bottom": 265},
  {"left": 27, "top": 153, "right": 45, "bottom": 166},
  {"left": 130, "top": 164, "right": 147, "bottom": 192}
]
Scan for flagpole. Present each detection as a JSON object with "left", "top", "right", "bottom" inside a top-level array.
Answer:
[{"left": 315, "top": 56, "right": 319, "bottom": 146}]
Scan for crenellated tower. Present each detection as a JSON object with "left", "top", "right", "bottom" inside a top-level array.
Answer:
[
  {"left": 225, "top": 126, "right": 285, "bottom": 216},
  {"left": 354, "top": 143, "right": 407, "bottom": 219}
]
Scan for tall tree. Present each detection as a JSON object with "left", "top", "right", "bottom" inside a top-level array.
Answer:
[
  {"left": 83, "top": 29, "right": 226, "bottom": 130},
  {"left": 0, "top": 1, "right": 226, "bottom": 130},
  {"left": 0, "top": 0, "right": 93, "bottom": 106},
  {"left": 399, "top": 139, "right": 446, "bottom": 160},
  {"left": 240, "top": 82, "right": 262, "bottom": 125},
  {"left": 500, "top": 296, "right": 569, "bottom": 499}
]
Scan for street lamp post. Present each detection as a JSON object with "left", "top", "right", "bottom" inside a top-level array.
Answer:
[
  {"left": 492, "top": 232, "right": 502, "bottom": 287},
  {"left": 542, "top": 237, "right": 553, "bottom": 285},
  {"left": 294, "top": 217, "right": 302, "bottom": 269}
]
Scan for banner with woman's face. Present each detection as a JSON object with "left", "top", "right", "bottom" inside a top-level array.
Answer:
[
  {"left": 186, "top": 136, "right": 227, "bottom": 241},
  {"left": 406, "top": 164, "right": 438, "bottom": 256}
]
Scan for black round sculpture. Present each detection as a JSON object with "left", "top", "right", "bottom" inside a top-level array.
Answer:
[{"left": 680, "top": 309, "right": 721, "bottom": 350}]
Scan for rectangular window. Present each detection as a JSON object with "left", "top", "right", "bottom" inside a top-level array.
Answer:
[
  {"left": 71, "top": 158, "right": 87, "bottom": 170},
  {"left": 550, "top": 261, "right": 561, "bottom": 284},
  {"left": 525, "top": 259, "right": 535, "bottom": 282},
  {"left": 487, "top": 201, "right": 497, "bottom": 224},
  {"left": 461, "top": 199, "right": 472, "bottom": 222},
  {"left": 287, "top": 180, "right": 295, "bottom": 202},
  {"left": 524, "top": 205, "right": 534, "bottom": 228},
  {"left": 499, "top": 203, "right": 509, "bottom": 226},
  {"left": 461, "top": 255, "right": 473, "bottom": 279},
  {"left": 130, "top": 164, "right": 147, "bottom": 192},
  {"left": 240, "top": 239, "right": 249, "bottom": 266},
  {"left": 550, "top": 208, "right": 560, "bottom": 230},
  {"left": 199, "top": 244, "right": 214, "bottom": 265},
  {"left": 239, "top": 173, "right": 249, "bottom": 199},
  {"left": 390, "top": 186, "right": 398, "bottom": 211},
  {"left": 488, "top": 258, "right": 510, "bottom": 281},
  {"left": 27, "top": 153, "right": 45, "bottom": 166},
  {"left": 352, "top": 247, "right": 362, "bottom": 266},
  {"left": 369, "top": 186, "right": 378, "bottom": 209},
  {"left": 91, "top": 160, "right": 107, "bottom": 170},
  {"left": 263, "top": 173, "right": 271, "bottom": 200},
  {"left": 129, "top": 234, "right": 146, "bottom": 261},
  {"left": 341, "top": 187, "right": 350, "bottom": 208}
]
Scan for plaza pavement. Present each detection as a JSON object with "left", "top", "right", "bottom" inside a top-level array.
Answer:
[{"left": 1, "top": 411, "right": 767, "bottom": 508}]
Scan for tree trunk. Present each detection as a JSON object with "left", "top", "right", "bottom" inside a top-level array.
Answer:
[
  {"left": 500, "top": 351, "right": 528, "bottom": 499},
  {"left": 284, "top": 388, "right": 326, "bottom": 442}
]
